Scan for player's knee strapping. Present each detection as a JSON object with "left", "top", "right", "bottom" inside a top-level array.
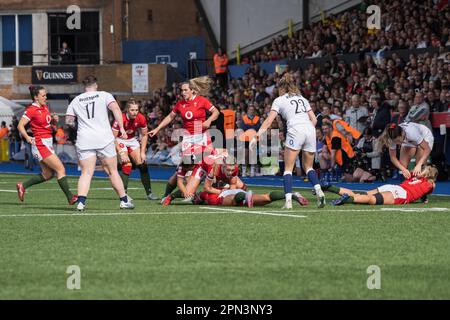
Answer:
[
  {"left": 374, "top": 193, "right": 384, "bottom": 205},
  {"left": 122, "top": 163, "right": 132, "bottom": 175},
  {"left": 234, "top": 192, "right": 246, "bottom": 205}
]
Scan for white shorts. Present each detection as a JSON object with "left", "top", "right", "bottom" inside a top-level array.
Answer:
[
  {"left": 77, "top": 141, "right": 117, "bottom": 161},
  {"left": 219, "top": 189, "right": 246, "bottom": 198},
  {"left": 181, "top": 132, "right": 211, "bottom": 153},
  {"left": 117, "top": 137, "right": 140, "bottom": 154},
  {"left": 285, "top": 126, "right": 316, "bottom": 152},
  {"left": 32, "top": 137, "right": 55, "bottom": 162},
  {"left": 378, "top": 184, "right": 407, "bottom": 200}
]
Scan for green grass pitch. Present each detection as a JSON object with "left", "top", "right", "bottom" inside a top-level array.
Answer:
[{"left": 0, "top": 173, "right": 450, "bottom": 299}]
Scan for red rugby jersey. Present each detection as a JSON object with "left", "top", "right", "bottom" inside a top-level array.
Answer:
[
  {"left": 112, "top": 112, "right": 147, "bottom": 139},
  {"left": 22, "top": 103, "right": 53, "bottom": 140},
  {"left": 172, "top": 95, "right": 214, "bottom": 135},
  {"left": 400, "top": 177, "right": 434, "bottom": 203}
]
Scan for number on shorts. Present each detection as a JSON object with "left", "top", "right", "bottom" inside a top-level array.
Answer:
[{"left": 84, "top": 102, "right": 95, "bottom": 119}]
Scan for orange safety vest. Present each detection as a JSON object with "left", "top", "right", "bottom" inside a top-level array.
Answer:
[
  {"left": 214, "top": 53, "right": 228, "bottom": 74},
  {"left": 332, "top": 119, "right": 361, "bottom": 140},
  {"left": 242, "top": 114, "right": 260, "bottom": 126},
  {"left": 221, "top": 109, "right": 236, "bottom": 139},
  {"left": 324, "top": 130, "right": 355, "bottom": 166},
  {"left": 55, "top": 128, "right": 66, "bottom": 144}
]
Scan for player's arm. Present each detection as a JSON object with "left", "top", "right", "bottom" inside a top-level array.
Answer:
[
  {"left": 389, "top": 148, "right": 411, "bottom": 179},
  {"left": 308, "top": 109, "right": 317, "bottom": 127},
  {"left": 203, "top": 106, "right": 220, "bottom": 129},
  {"left": 413, "top": 139, "right": 432, "bottom": 175},
  {"left": 149, "top": 111, "right": 176, "bottom": 137},
  {"left": 17, "top": 117, "right": 33, "bottom": 145},
  {"left": 203, "top": 177, "right": 223, "bottom": 195},
  {"left": 251, "top": 110, "right": 278, "bottom": 149},
  {"left": 65, "top": 115, "right": 76, "bottom": 128},
  {"left": 177, "top": 175, "right": 191, "bottom": 198},
  {"left": 108, "top": 101, "right": 127, "bottom": 139},
  {"left": 204, "top": 165, "right": 222, "bottom": 195}
]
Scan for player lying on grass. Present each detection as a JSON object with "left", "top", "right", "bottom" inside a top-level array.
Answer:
[
  {"left": 323, "top": 165, "right": 437, "bottom": 206},
  {"left": 193, "top": 156, "right": 309, "bottom": 207},
  {"left": 195, "top": 187, "right": 308, "bottom": 208}
]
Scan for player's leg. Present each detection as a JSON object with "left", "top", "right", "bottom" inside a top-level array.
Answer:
[
  {"left": 41, "top": 154, "right": 76, "bottom": 204},
  {"left": 333, "top": 191, "right": 395, "bottom": 206},
  {"left": 163, "top": 172, "right": 178, "bottom": 197},
  {"left": 78, "top": 153, "right": 97, "bottom": 204},
  {"left": 101, "top": 155, "right": 134, "bottom": 209},
  {"left": 283, "top": 146, "right": 301, "bottom": 209},
  {"left": 322, "top": 183, "right": 357, "bottom": 197},
  {"left": 129, "top": 147, "right": 157, "bottom": 199},
  {"left": 302, "top": 150, "right": 325, "bottom": 208}
]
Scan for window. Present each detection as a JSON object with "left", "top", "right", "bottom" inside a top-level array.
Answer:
[
  {"left": 0, "top": 14, "right": 32, "bottom": 67},
  {"left": 48, "top": 11, "right": 100, "bottom": 65}
]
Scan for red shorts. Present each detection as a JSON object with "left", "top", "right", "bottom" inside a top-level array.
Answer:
[
  {"left": 199, "top": 191, "right": 223, "bottom": 206},
  {"left": 32, "top": 137, "right": 55, "bottom": 161}
]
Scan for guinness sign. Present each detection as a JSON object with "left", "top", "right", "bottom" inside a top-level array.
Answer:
[{"left": 32, "top": 66, "right": 77, "bottom": 84}]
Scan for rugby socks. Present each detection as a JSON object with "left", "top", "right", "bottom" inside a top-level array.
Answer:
[
  {"left": 78, "top": 196, "right": 87, "bottom": 205},
  {"left": 283, "top": 171, "right": 293, "bottom": 202},
  {"left": 306, "top": 169, "right": 322, "bottom": 194},
  {"left": 57, "top": 176, "right": 74, "bottom": 202},
  {"left": 325, "top": 185, "right": 341, "bottom": 194},
  {"left": 164, "top": 183, "right": 177, "bottom": 197},
  {"left": 138, "top": 164, "right": 152, "bottom": 196},
  {"left": 23, "top": 174, "right": 46, "bottom": 189},
  {"left": 234, "top": 192, "right": 246, "bottom": 205},
  {"left": 269, "top": 191, "right": 285, "bottom": 201},
  {"left": 120, "top": 172, "right": 129, "bottom": 191},
  {"left": 171, "top": 190, "right": 183, "bottom": 199}
]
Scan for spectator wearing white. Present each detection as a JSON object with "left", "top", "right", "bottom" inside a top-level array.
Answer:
[
  {"left": 406, "top": 92, "right": 432, "bottom": 131},
  {"left": 344, "top": 94, "right": 369, "bottom": 134}
]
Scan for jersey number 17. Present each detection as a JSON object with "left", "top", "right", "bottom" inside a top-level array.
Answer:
[{"left": 84, "top": 102, "right": 95, "bottom": 119}]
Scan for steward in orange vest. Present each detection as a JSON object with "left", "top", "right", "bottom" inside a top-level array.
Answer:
[{"left": 322, "top": 122, "right": 354, "bottom": 168}]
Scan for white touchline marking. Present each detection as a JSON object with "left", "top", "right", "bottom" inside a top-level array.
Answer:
[
  {"left": 381, "top": 207, "right": 449, "bottom": 212},
  {"left": 200, "top": 206, "right": 307, "bottom": 218},
  {"left": 0, "top": 211, "right": 223, "bottom": 218}
]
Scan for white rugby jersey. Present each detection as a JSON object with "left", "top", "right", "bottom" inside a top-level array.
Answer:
[
  {"left": 66, "top": 91, "right": 116, "bottom": 150},
  {"left": 271, "top": 93, "right": 314, "bottom": 130},
  {"left": 389, "top": 122, "right": 433, "bottom": 149}
]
